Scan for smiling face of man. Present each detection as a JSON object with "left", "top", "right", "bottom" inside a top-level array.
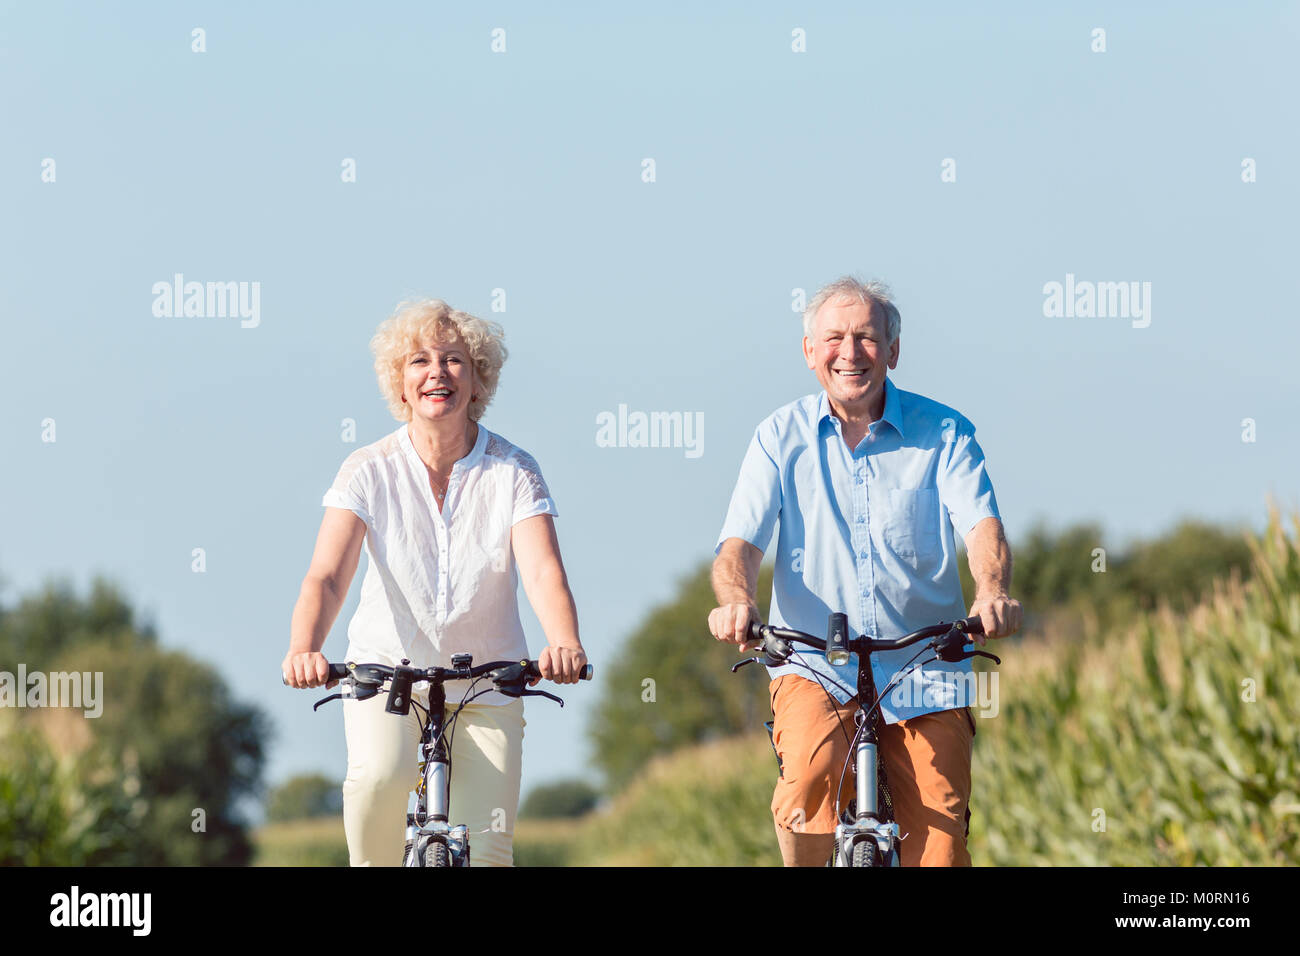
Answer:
[{"left": 803, "top": 294, "right": 899, "bottom": 420}]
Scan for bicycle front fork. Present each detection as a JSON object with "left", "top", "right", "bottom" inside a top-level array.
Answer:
[
  {"left": 404, "top": 753, "right": 469, "bottom": 865},
  {"left": 833, "top": 737, "right": 900, "bottom": 866}
]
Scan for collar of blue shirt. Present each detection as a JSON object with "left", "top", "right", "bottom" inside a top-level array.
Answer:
[{"left": 816, "top": 376, "right": 906, "bottom": 441}]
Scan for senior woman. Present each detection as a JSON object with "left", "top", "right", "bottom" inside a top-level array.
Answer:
[{"left": 282, "top": 298, "right": 587, "bottom": 867}]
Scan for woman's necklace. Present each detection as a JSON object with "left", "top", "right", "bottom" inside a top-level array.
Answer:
[
  {"left": 429, "top": 469, "right": 449, "bottom": 503},
  {"left": 418, "top": 423, "right": 475, "bottom": 506}
]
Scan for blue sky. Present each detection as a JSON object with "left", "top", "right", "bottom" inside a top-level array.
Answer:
[{"left": 3, "top": 1, "right": 1298, "bottom": 811}]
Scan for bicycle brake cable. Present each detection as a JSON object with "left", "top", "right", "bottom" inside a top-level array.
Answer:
[
  {"left": 833, "top": 711, "right": 868, "bottom": 824},
  {"left": 781, "top": 653, "right": 859, "bottom": 826},
  {"left": 860, "top": 653, "right": 944, "bottom": 728},
  {"left": 830, "top": 642, "right": 929, "bottom": 823},
  {"left": 784, "top": 653, "right": 857, "bottom": 701},
  {"left": 785, "top": 655, "right": 856, "bottom": 751},
  {"left": 435, "top": 675, "right": 495, "bottom": 773}
]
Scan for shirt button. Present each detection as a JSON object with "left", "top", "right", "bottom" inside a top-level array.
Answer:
[
  {"left": 856, "top": 515, "right": 864, "bottom": 523},
  {"left": 859, "top": 550, "right": 867, "bottom": 559}
]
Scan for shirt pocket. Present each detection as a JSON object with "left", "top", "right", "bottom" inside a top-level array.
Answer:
[{"left": 882, "top": 487, "right": 941, "bottom": 560}]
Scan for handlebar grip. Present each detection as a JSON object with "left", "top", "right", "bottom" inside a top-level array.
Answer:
[
  {"left": 961, "top": 616, "right": 985, "bottom": 636},
  {"left": 522, "top": 661, "right": 595, "bottom": 681},
  {"left": 282, "top": 662, "right": 349, "bottom": 686},
  {"left": 747, "top": 621, "right": 764, "bottom": 641}
]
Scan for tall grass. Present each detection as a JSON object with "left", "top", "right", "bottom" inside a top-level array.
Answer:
[
  {"left": 517, "top": 734, "right": 780, "bottom": 866},
  {"left": 264, "top": 508, "right": 1300, "bottom": 866},
  {"left": 970, "top": 507, "right": 1299, "bottom": 865},
  {"left": 519, "top": 507, "right": 1300, "bottom": 866}
]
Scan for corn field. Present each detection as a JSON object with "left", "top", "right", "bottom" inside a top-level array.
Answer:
[
  {"left": 513, "top": 507, "right": 1299, "bottom": 866},
  {"left": 969, "top": 506, "right": 1299, "bottom": 865}
]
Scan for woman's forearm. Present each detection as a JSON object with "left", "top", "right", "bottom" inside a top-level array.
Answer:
[
  {"left": 525, "top": 566, "right": 583, "bottom": 650},
  {"left": 289, "top": 575, "right": 344, "bottom": 654}
]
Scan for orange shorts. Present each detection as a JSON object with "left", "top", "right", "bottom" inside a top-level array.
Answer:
[{"left": 768, "top": 673, "right": 976, "bottom": 866}]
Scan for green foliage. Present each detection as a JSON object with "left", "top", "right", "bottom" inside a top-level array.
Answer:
[
  {"left": 49, "top": 640, "right": 267, "bottom": 865},
  {"left": 967, "top": 507, "right": 1299, "bottom": 864},
  {"left": 972, "top": 521, "right": 1110, "bottom": 610},
  {"left": 0, "top": 576, "right": 267, "bottom": 865},
  {"left": 1120, "top": 519, "right": 1254, "bottom": 611},
  {"left": 519, "top": 779, "right": 601, "bottom": 820},
  {"left": 252, "top": 817, "right": 350, "bottom": 867},
  {"left": 551, "top": 507, "right": 1298, "bottom": 865},
  {"left": 0, "top": 576, "right": 155, "bottom": 669},
  {"left": 0, "top": 712, "right": 140, "bottom": 865},
  {"left": 266, "top": 774, "right": 344, "bottom": 823},
  {"left": 514, "top": 735, "right": 781, "bottom": 866},
  {"left": 589, "top": 563, "right": 773, "bottom": 791},
  {"left": 592, "top": 519, "right": 1256, "bottom": 795},
  {"left": 958, "top": 518, "right": 1255, "bottom": 626}
]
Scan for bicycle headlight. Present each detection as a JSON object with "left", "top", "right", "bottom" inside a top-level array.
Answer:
[{"left": 826, "top": 613, "right": 851, "bottom": 666}]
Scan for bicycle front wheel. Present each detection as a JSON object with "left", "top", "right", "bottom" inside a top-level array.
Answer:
[
  {"left": 851, "top": 839, "right": 877, "bottom": 868},
  {"left": 424, "top": 839, "right": 450, "bottom": 867}
]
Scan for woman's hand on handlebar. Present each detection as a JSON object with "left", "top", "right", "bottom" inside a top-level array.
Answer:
[
  {"left": 708, "top": 603, "right": 763, "bottom": 653},
  {"left": 281, "top": 650, "right": 338, "bottom": 689},
  {"left": 536, "top": 643, "right": 588, "bottom": 685}
]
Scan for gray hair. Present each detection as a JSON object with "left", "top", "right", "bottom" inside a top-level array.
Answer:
[{"left": 802, "top": 277, "right": 901, "bottom": 345}]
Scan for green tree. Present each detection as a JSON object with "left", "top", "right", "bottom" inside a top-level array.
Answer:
[
  {"left": 0, "top": 713, "right": 140, "bottom": 866},
  {"left": 50, "top": 639, "right": 267, "bottom": 865},
  {"left": 266, "top": 774, "right": 344, "bottom": 823},
  {"left": 1116, "top": 518, "right": 1253, "bottom": 611},
  {"left": 519, "top": 779, "right": 601, "bottom": 820},
  {"left": 592, "top": 518, "right": 1259, "bottom": 795},
  {"left": 0, "top": 576, "right": 155, "bottom": 669},
  {"left": 0, "top": 575, "right": 268, "bottom": 865},
  {"left": 958, "top": 519, "right": 1253, "bottom": 627},
  {"left": 589, "top": 563, "right": 773, "bottom": 792}
]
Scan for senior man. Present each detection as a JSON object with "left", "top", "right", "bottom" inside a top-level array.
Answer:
[{"left": 709, "top": 277, "right": 1023, "bottom": 867}]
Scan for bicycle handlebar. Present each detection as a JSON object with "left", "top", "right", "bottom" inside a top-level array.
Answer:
[
  {"left": 286, "top": 657, "right": 594, "bottom": 713},
  {"left": 283, "top": 660, "right": 593, "bottom": 688},
  {"left": 734, "top": 614, "right": 998, "bottom": 673},
  {"left": 746, "top": 615, "right": 984, "bottom": 653}
]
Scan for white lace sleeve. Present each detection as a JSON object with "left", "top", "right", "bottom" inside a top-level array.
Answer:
[
  {"left": 511, "top": 449, "right": 558, "bottom": 525},
  {"left": 321, "top": 451, "right": 372, "bottom": 526}
]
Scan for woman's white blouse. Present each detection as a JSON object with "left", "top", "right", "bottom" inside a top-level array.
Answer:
[{"left": 322, "top": 423, "right": 558, "bottom": 706}]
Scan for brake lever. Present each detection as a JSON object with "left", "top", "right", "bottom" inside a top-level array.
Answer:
[
  {"left": 312, "top": 677, "right": 380, "bottom": 711},
  {"left": 731, "top": 657, "right": 762, "bottom": 673},
  {"left": 964, "top": 649, "right": 1002, "bottom": 665},
  {"left": 762, "top": 637, "right": 793, "bottom": 667},
  {"left": 519, "top": 688, "right": 565, "bottom": 707},
  {"left": 933, "top": 628, "right": 971, "bottom": 663},
  {"left": 493, "top": 668, "right": 567, "bottom": 706}
]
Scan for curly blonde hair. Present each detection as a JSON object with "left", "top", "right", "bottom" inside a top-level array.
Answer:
[{"left": 371, "top": 299, "right": 507, "bottom": 423}]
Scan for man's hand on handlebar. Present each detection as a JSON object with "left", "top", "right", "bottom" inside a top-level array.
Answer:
[
  {"left": 281, "top": 650, "right": 338, "bottom": 689},
  {"left": 708, "top": 603, "right": 763, "bottom": 653},
  {"left": 967, "top": 592, "right": 1023, "bottom": 644}
]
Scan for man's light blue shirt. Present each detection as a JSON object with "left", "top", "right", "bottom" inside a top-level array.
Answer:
[{"left": 715, "top": 377, "right": 1001, "bottom": 723}]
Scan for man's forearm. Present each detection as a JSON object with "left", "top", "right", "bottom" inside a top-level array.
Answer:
[
  {"left": 712, "top": 539, "right": 761, "bottom": 606},
  {"left": 966, "top": 517, "right": 1013, "bottom": 597}
]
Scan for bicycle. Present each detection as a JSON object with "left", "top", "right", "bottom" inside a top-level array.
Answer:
[
  {"left": 733, "top": 613, "right": 999, "bottom": 867},
  {"left": 286, "top": 654, "right": 592, "bottom": 867}
]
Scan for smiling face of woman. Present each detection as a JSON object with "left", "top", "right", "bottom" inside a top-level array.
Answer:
[{"left": 402, "top": 334, "right": 478, "bottom": 425}]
